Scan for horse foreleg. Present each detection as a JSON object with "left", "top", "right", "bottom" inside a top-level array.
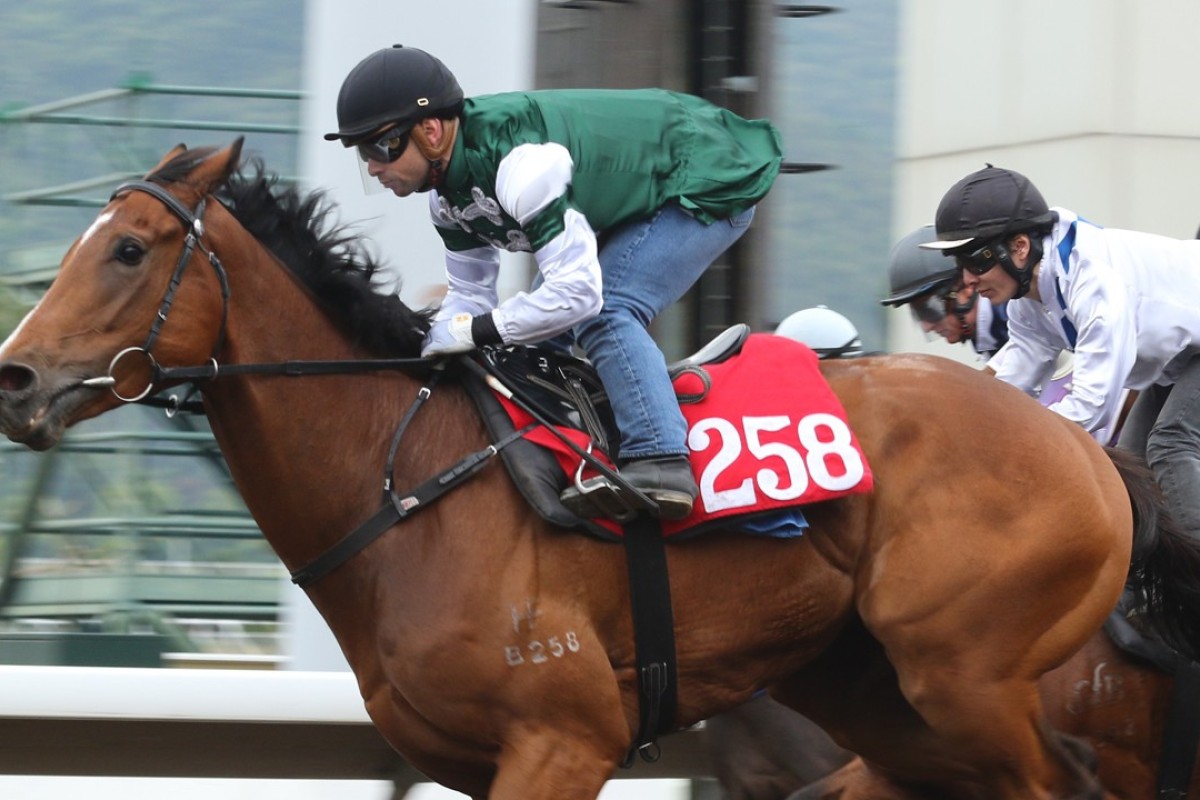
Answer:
[
  {"left": 486, "top": 729, "right": 621, "bottom": 800},
  {"left": 476, "top": 616, "right": 632, "bottom": 799}
]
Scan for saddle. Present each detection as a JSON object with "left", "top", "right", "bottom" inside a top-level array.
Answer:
[{"left": 460, "top": 324, "right": 751, "bottom": 533}]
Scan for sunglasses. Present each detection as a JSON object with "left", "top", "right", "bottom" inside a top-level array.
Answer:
[
  {"left": 954, "top": 241, "right": 1002, "bottom": 276},
  {"left": 355, "top": 127, "right": 411, "bottom": 164}
]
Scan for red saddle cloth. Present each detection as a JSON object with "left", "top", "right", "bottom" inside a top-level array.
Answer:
[{"left": 496, "top": 333, "right": 874, "bottom": 537}]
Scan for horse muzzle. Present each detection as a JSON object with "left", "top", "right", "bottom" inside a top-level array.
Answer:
[{"left": 0, "top": 361, "right": 93, "bottom": 450}]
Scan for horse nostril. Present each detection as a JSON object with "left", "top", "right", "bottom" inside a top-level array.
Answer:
[{"left": 0, "top": 364, "right": 35, "bottom": 393}]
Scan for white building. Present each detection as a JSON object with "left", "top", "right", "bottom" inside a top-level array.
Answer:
[{"left": 890, "top": 0, "right": 1200, "bottom": 360}]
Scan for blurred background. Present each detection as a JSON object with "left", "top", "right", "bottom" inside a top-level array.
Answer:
[{"left": 2, "top": 0, "right": 1199, "bottom": 797}]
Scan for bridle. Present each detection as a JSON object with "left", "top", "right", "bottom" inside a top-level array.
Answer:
[
  {"left": 82, "top": 180, "right": 231, "bottom": 403},
  {"left": 81, "top": 179, "right": 429, "bottom": 407}
]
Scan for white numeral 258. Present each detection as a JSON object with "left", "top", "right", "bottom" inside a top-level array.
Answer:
[{"left": 687, "top": 414, "right": 865, "bottom": 513}]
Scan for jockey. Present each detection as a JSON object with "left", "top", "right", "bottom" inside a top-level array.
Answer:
[
  {"left": 774, "top": 306, "right": 865, "bottom": 359},
  {"left": 324, "top": 44, "right": 783, "bottom": 521},
  {"left": 923, "top": 163, "right": 1200, "bottom": 541},
  {"left": 881, "top": 224, "right": 1008, "bottom": 359}
]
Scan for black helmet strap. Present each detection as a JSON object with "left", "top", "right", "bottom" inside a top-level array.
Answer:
[
  {"left": 991, "top": 233, "right": 1044, "bottom": 300},
  {"left": 993, "top": 177, "right": 1043, "bottom": 299}
]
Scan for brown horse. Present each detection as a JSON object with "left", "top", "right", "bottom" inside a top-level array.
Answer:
[
  {"left": 1041, "top": 615, "right": 1199, "bottom": 800},
  {"left": 2, "top": 139, "right": 1200, "bottom": 799},
  {"left": 707, "top": 615, "right": 1200, "bottom": 799}
]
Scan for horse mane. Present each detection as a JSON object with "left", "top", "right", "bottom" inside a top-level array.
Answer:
[{"left": 147, "top": 151, "right": 434, "bottom": 357}]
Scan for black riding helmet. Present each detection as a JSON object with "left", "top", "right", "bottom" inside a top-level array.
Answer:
[
  {"left": 921, "top": 165, "right": 1058, "bottom": 299},
  {"left": 324, "top": 45, "right": 464, "bottom": 145}
]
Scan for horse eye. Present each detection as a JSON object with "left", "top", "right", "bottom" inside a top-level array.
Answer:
[{"left": 114, "top": 239, "right": 145, "bottom": 266}]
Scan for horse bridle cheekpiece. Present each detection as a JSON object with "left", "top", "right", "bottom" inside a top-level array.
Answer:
[{"left": 83, "top": 180, "right": 231, "bottom": 403}]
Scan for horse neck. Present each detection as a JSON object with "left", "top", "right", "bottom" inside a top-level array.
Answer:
[{"left": 194, "top": 204, "right": 452, "bottom": 574}]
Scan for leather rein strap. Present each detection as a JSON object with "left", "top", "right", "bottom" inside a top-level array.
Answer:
[{"left": 98, "top": 181, "right": 433, "bottom": 408}]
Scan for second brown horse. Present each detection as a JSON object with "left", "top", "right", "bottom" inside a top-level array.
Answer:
[{"left": 707, "top": 617, "right": 1198, "bottom": 799}]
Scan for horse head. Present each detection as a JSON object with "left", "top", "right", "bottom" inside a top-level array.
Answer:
[{"left": 0, "top": 139, "right": 245, "bottom": 450}]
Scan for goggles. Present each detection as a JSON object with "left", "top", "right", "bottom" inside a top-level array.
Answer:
[
  {"left": 954, "top": 241, "right": 1002, "bottom": 276},
  {"left": 355, "top": 127, "right": 411, "bottom": 164},
  {"left": 909, "top": 291, "right": 950, "bottom": 324}
]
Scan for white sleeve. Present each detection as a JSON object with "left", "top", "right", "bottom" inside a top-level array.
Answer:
[
  {"left": 488, "top": 142, "right": 604, "bottom": 344},
  {"left": 426, "top": 191, "right": 501, "bottom": 323},
  {"left": 496, "top": 142, "right": 574, "bottom": 225},
  {"left": 436, "top": 245, "right": 502, "bottom": 322},
  {"left": 985, "top": 341, "right": 1011, "bottom": 373},
  {"left": 1046, "top": 256, "right": 1134, "bottom": 441},
  {"left": 492, "top": 209, "right": 603, "bottom": 343}
]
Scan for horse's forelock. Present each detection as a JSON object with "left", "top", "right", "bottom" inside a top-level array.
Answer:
[{"left": 218, "top": 160, "right": 433, "bottom": 357}]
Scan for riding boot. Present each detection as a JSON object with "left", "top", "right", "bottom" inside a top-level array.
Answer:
[
  {"left": 620, "top": 456, "right": 698, "bottom": 521},
  {"left": 559, "top": 453, "right": 700, "bottom": 522},
  {"left": 560, "top": 455, "right": 698, "bottom": 522}
]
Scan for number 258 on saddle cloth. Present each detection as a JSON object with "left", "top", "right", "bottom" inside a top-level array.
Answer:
[{"left": 499, "top": 333, "right": 874, "bottom": 538}]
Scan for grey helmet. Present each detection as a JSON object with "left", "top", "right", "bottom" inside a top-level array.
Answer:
[
  {"left": 775, "top": 306, "right": 864, "bottom": 359},
  {"left": 880, "top": 224, "right": 959, "bottom": 307},
  {"left": 324, "top": 45, "right": 463, "bottom": 145}
]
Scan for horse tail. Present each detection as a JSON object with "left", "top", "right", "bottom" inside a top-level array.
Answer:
[{"left": 1108, "top": 446, "right": 1200, "bottom": 662}]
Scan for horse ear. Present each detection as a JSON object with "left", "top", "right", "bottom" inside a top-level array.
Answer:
[
  {"left": 192, "top": 137, "right": 245, "bottom": 194},
  {"left": 145, "top": 144, "right": 189, "bottom": 177}
]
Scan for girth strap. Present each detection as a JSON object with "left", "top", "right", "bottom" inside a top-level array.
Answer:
[
  {"left": 1105, "top": 609, "right": 1200, "bottom": 798},
  {"left": 620, "top": 514, "right": 678, "bottom": 765}
]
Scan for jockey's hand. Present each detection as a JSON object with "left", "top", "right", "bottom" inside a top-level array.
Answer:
[{"left": 421, "top": 313, "right": 479, "bottom": 357}]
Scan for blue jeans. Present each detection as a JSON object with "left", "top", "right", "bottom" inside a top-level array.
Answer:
[
  {"left": 572, "top": 204, "right": 755, "bottom": 461},
  {"left": 1117, "top": 352, "right": 1200, "bottom": 540}
]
